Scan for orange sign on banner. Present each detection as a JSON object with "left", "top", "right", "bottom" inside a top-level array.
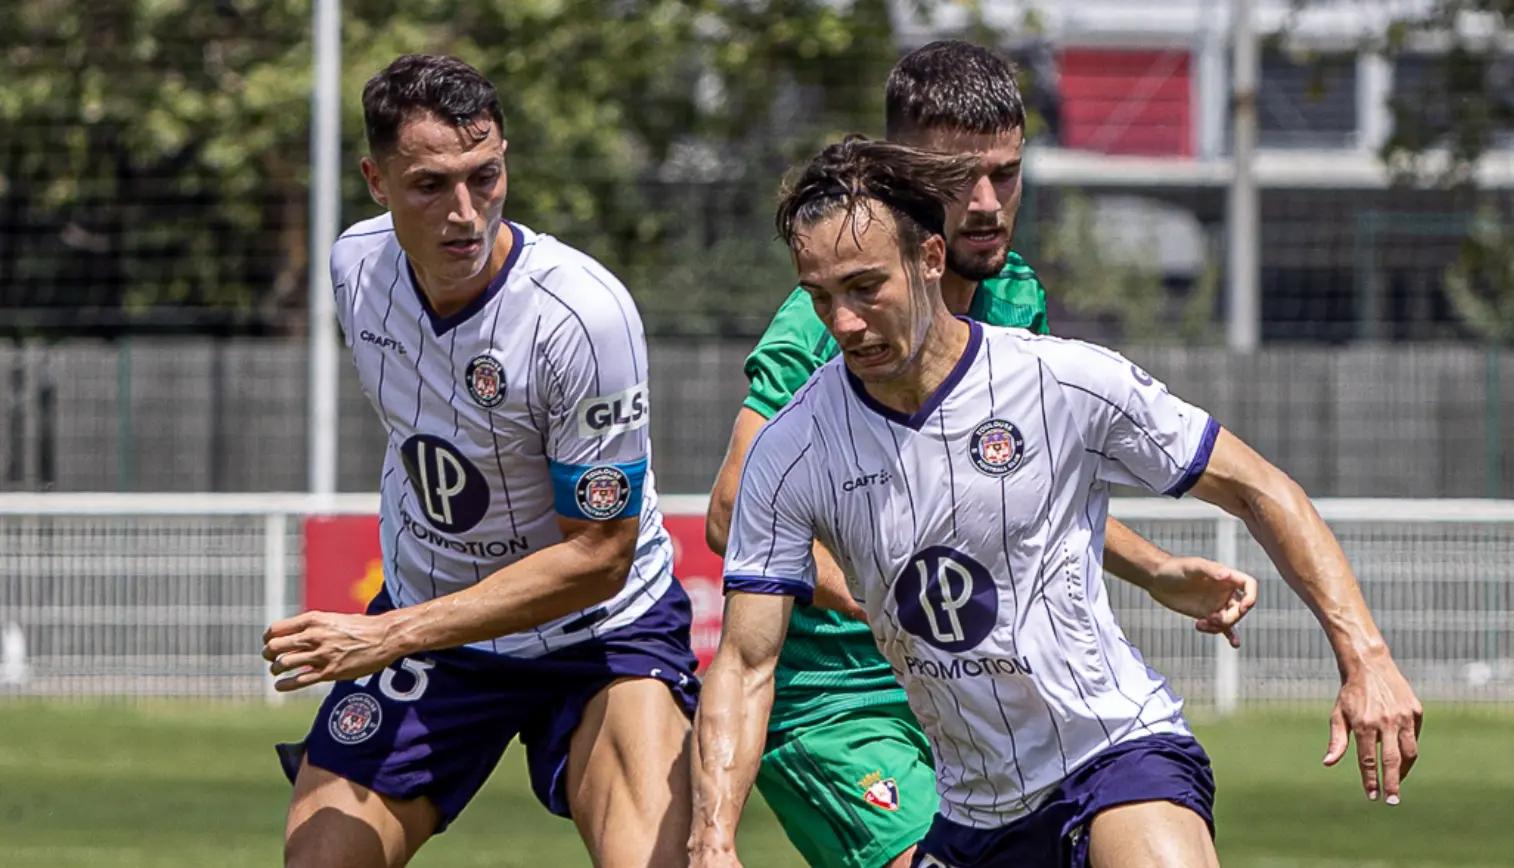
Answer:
[
  {"left": 299, "top": 511, "right": 726, "bottom": 669},
  {"left": 303, "top": 515, "right": 384, "bottom": 613}
]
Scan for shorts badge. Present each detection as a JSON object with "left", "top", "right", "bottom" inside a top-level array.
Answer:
[
  {"left": 328, "top": 693, "right": 382, "bottom": 745},
  {"left": 466, "top": 354, "right": 506, "bottom": 408},
  {"left": 859, "top": 770, "right": 900, "bottom": 812},
  {"left": 969, "top": 419, "right": 1025, "bottom": 477}
]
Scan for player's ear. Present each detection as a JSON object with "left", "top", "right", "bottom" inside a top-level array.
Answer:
[
  {"left": 920, "top": 233, "right": 946, "bottom": 282},
  {"left": 360, "top": 155, "right": 388, "bottom": 208}
]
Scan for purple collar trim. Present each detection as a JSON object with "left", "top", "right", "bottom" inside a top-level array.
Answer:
[{"left": 844, "top": 318, "right": 982, "bottom": 430}]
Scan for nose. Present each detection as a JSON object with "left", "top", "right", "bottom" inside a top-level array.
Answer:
[
  {"left": 448, "top": 181, "right": 477, "bottom": 225},
  {"left": 967, "top": 174, "right": 1000, "bottom": 215},
  {"left": 830, "top": 300, "right": 868, "bottom": 340}
]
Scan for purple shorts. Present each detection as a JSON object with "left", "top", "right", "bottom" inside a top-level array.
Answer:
[
  {"left": 911, "top": 733, "right": 1216, "bottom": 868},
  {"left": 276, "top": 582, "right": 699, "bottom": 832}
]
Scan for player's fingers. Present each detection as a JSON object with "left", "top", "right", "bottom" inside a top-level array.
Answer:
[
  {"left": 1234, "top": 573, "right": 1259, "bottom": 614},
  {"left": 1323, "top": 706, "right": 1349, "bottom": 766},
  {"left": 1222, "top": 625, "right": 1241, "bottom": 649},
  {"left": 1380, "top": 725, "right": 1403, "bottom": 805},
  {"left": 262, "top": 632, "right": 314, "bottom": 660},
  {"left": 1399, "top": 724, "right": 1420, "bottom": 782},
  {"left": 269, "top": 650, "right": 326, "bottom": 676},
  {"left": 275, "top": 666, "right": 330, "bottom": 693},
  {"left": 262, "top": 611, "right": 319, "bottom": 644},
  {"left": 1194, "top": 620, "right": 1223, "bottom": 635},
  {"left": 1354, "top": 723, "right": 1380, "bottom": 800}
]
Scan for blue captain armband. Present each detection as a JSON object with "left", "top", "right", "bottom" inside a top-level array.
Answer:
[{"left": 550, "top": 458, "right": 647, "bottom": 521}]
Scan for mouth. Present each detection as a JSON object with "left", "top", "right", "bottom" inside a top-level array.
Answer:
[
  {"left": 845, "top": 344, "right": 891, "bottom": 368},
  {"left": 441, "top": 237, "right": 483, "bottom": 258},
  {"left": 957, "top": 227, "right": 1005, "bottom": 251}
]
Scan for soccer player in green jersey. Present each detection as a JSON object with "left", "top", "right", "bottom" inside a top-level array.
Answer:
[{"left": 703, "top": 41, "right": 1258, "bottom": 868}]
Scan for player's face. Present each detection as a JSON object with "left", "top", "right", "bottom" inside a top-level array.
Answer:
[
  {"left": 794, "top": 204, "right": 946, "bottom": 384},
  {"left": 905, "top": 127, "right": 1023, "bottom": 281},
  {"left": 361, "top": 111, "right": 509, "bottom": 292}
]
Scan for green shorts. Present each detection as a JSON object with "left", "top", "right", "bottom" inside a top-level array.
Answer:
[{"left": 756, "top": 702, "right": 938, "bottom": 868}]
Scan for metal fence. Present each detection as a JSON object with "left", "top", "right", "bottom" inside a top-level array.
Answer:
[
  {"left": 5, "top": 338, "right": 1514, "bottom": 498},
  {"left": 1, "top": 493, "right": 1510, "bottom": 708}
]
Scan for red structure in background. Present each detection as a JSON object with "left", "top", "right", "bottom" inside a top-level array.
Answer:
[
  {"left": 1057, "top": 48, "right": 1193, "bottom": 156},
  {"left": 302, "top": 511, "right": 727, "bottom": 670}
]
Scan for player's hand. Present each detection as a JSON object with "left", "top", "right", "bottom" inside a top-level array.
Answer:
[
  {"left": 261, "top": 610, "right": 400, "bottom": 691},
  {"left": 1323, "top": 653, "right": 1423, "bottom": 804},
  {"left": 1144, "top": 557, "right": 1258, "bottom": 648},
  {"left": 811, "top": 567, "right": 868, "bottom": 623}
]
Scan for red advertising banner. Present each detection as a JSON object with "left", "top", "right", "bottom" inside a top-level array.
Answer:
[
  {"left": 300, "top": 509, "right": 725, "bottom": 670},
  {"left": 658, "top": 513, "right": 725, "bottom": 671},
  {"left": 303, "top": 515, "right": 384, "bottom": 613}
]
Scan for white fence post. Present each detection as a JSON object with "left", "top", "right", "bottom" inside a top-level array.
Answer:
[
  {"left": 1214, "top": 514, "right": 1241, "bottom": 715},
  {"left": 263, "top": 512, "right": 288, "bottom": 705}
]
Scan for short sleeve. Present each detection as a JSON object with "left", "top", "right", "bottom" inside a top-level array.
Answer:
[
  {"left": 537, "top": 269, "right": 652, "bottom": 522},
  {"left": 328, "top": 249, "right": 357, "bottom": 349},
  {"left": 722, "top": 415, "right": 819, "bottom": 603},
  {"left": 1047, "top": 343, "right": 1219, "bottom": 497},
  {"left": 741, "top": 288, "right": 836, "bottom": 419}
]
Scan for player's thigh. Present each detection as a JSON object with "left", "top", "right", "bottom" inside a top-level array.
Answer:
[
  {"left": 756, "top": 705, "right": 936, "bottom": 868},
  {"left": 564, "top": 675, "right": 693, "bottom": 868},
  {"left": 284, "top": 755, "right": 439, "bottom": 868},
  {"left": 1086, "top": 800, "right": 1218, "bottom": 868}
]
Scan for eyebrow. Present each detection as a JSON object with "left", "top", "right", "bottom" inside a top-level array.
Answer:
[
  {"left": 401, "top": 158, "right": 502, "bottom": 181},
  {"left": 799, "top": 265, "right": 890, "bottom": 291}
]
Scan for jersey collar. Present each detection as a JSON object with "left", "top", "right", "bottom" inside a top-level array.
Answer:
[
  {"left": 844, "top": 318, "right": 983, "bottom": 431},
  {"left": 405, "top": 221, "right": 525, "bottom": 337}
]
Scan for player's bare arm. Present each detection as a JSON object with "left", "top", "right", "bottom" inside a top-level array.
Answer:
[
  {"left": 262, "top": 515, "right": 636, "bottom": 690},
  {"left": 708, "top": 405, "right": 1255, "bottom": 635},
  {"left": 1189, "top": 427, "right": 1423, "bottom": 803},
  {"left": 689, "top": 591, "right": 794, "bottom": 868}
]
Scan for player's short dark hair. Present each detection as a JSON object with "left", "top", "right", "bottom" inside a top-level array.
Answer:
[
  {"left": 775, "top": 135, "right": 978, "bottom": 255},
  {"left": 362, "top": 54, "right": 505, "bottom": 156},
  {"left": 884, "top": 40, "right": 1025, "bottom": 140}
]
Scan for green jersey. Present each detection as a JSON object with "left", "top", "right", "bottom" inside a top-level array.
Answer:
[{"left": 741, "top": 252, "right": 1051, "bottom": 732}]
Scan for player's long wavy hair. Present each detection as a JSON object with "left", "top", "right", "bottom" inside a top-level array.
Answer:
[{"left": 775, "top": 135, "right": 979, "bottom": 255}]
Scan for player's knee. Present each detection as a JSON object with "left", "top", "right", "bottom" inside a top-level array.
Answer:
[{"left": 285, "top": 806, "right": 393, "bottom": 868}]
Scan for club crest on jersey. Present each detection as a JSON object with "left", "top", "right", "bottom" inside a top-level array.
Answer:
[
  {"left": 858, "top": 771, "right": 900, "bottom": 811},
  {"left": 969, "top": 419, "right": 1025, "bottom": 477},
  {"left": 328, "top": 693, "right": 382, "bottom": 745},
  {"left": 466, "top": 355, "right": 506, "bottom": 408},
  {"left": 576, "top": 466, "right": 631, "bottom": 520}
]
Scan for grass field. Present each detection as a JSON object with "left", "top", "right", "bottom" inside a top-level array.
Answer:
[{"left": 1, "top": 700, "right": 1510, "bottom": 867}]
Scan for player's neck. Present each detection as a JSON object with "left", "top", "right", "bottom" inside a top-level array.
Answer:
[
  {"left": 411, "top": 223, "right": 515, "bottom": 319},
  {"left": 939, "top": 271, "right": 977, "bottom": 315},
  {"left": 865, "top": 314, "right": 971, "bottom": 414}
]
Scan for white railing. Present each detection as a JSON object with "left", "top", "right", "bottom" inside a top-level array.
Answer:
[{"left": 1, "top": 493, "right": 1512, "bottom": 707}]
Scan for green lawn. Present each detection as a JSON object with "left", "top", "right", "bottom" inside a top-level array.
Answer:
[{"left": 0, "top": 700, "right": 1508, "bottom": 866}]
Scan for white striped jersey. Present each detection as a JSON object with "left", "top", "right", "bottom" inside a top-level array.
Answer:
[
  {"left": 331, "top": 213, "right": 673, "bottom": 657},
  {"left": 725, "top": 320, "right": 1220, "bottom": 829}
]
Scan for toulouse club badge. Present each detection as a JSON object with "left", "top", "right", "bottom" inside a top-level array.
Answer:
[
  {"left": 328, "top": 693, "right": 382, "bottom": 745},
  {"left": 466, "top": 354, "right": 506, "bottom": 408},
  {"left": 575, "top": 466, "right": 631, "bottom": 520},
  {"left": 969, "top": 419, "right": 1025, "bottom": 477}
]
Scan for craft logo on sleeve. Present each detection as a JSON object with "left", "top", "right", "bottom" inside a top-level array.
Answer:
[
  {"left": 968, "top": 419, "right": 1025, "bottom": 477},
  {"left": 465, "top": 354, "right": 506, "bottom": 407},
  {"left": 575, "top": 466, "right": 631, "bottom": 519}
]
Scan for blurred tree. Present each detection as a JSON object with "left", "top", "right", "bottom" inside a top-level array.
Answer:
[{"left": 0, "top": 0, "right": 920, "bottom": 337}]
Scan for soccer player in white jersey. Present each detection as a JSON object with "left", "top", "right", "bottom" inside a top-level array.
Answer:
[
  {"left": 690, "top": 137, "right": 1423, "bottom": 868},
  {"left": 259, "top": 55, "right": 697, "bottom": 868}
]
